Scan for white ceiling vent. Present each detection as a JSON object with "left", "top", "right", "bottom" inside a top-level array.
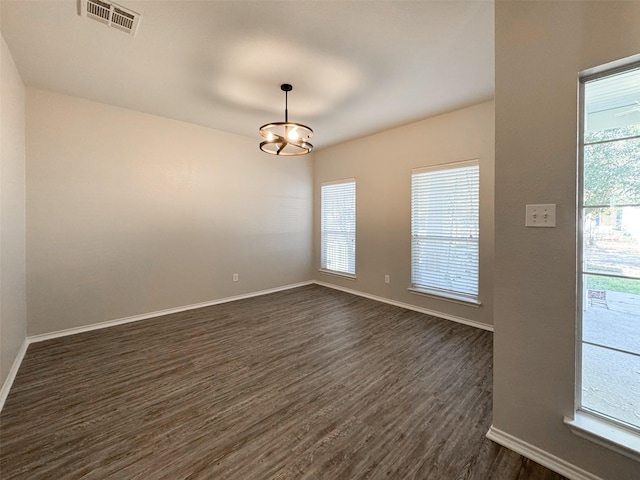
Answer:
[{"left": 79, "top": 0, "right": 141, "bottom": 37}]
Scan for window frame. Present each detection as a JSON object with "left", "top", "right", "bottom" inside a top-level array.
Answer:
[
  {"left": 565, "top": 59, "right": 640, "bottom": 462},
  {"left": 409, "top": 159, "right": 481, "bottom": 306},
  {"left": 319, "top": 178, "right": 356, "bottom": 279}
]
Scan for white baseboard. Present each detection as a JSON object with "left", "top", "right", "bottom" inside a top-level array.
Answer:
[
  {"left": 0, "top": 339, "right": 29, "bottom": 412},
  {"left": 486, "top": 425, "right": 603, "bottom": 480},
  {"left": 28, "top": 281, "right": 314, "bottom": 344},
  {"left": 313, "top": 281, "right": 493, "bottom": 332}
]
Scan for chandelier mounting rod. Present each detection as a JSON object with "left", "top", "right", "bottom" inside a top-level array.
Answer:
[{"left": 281, "top": 83, "right": 292, "bottom": 123}]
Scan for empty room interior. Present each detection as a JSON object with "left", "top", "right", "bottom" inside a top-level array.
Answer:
[{"left": 1, "top": 1, "right": 639, "bottom": 479}]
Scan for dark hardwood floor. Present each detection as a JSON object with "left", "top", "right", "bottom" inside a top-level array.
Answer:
[{"left": 0, "top": 285, "right": 567, "bottom": 479}]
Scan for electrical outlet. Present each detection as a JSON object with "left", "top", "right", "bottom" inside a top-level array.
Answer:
[
  {"left": 233, "top": 273, "right": 239, "bottom": 282},
  {"left": 384, "top": 275, "right": 390, "bottom": 284},
  {"left": 525, "top": 204, "right": 556, "bottom": 227}
]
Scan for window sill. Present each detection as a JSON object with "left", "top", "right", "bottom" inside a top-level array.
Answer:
[
  {"left": 318, "top": 269, "right": 356, "bottom": 281},
  {"left": 564, "top": 411, "right": 640, "bottom": 462},
  {"left": 408, "top": 287, "right": 481, "bottom": 307}
]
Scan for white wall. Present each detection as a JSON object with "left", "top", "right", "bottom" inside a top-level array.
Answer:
[
  {"left": 313, "top": 101, "right": 494, "bottom": 327},
  {"left": 494, "top": 2, "right": 640, "bottom": 479},
  {"left": 26, "top": 89, "right": 313, "bottom": 335},
  {"left": 0, "top": 32, "right": 26, "bottom": 388}
]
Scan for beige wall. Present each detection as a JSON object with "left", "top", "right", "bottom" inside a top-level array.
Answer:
[
  {"left": 494, "top": 2, "right": 639, "bottom": 479},
  {"left": 0, "top": 32, "right": 27, "bottom": 387},
  {"left": 313, "top": 101, "right": 494, "bottom": 327},
  {"left": 26, "top": 89, "right": 312, "bottom": 335}
]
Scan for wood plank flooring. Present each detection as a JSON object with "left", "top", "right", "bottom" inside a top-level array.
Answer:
[{"left": 0, "top": 285, "right": 567, "bottom": 479}]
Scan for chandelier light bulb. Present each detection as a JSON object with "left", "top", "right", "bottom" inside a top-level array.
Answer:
[{"left": 287, "top": 129, "right": 299, "bottom": 141}]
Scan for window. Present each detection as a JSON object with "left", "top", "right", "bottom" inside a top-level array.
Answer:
[
  {"left": 568, "top": 62, "right": 640, "bottom": 459},
  {"left": 320, "top": 179, "right": 356, "bottom": 276},
  {"left": 410, "top": 160, "right": 479, "bottom": 303}
]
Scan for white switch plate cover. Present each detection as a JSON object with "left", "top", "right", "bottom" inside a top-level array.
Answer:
[{"left": 526, "top": 204, "right": 556, "bottom": 227}]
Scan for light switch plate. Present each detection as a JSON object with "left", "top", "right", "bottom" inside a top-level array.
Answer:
[{"left": 526, "top": 204, "right": 556, "bottom": 227}]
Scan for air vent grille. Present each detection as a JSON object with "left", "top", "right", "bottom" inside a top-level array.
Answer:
[
  {"left": 87, "top": 0, "right": 110, "bottom": 22},
  {"left": 112, "top": 8, "right": 135, "bottom": 31},
  {"left": 80, "top": 0, "right": 140, "bottom": 36}
]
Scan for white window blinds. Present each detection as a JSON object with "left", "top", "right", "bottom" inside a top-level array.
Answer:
[
  {"left": 411, "top": 160, "right": 479, "bottom": 299},
  {"left": 321, "top": 180, "right": 356, "bottom": 275}
]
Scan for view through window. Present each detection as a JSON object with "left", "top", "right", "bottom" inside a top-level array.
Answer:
[{"left": 580, "top": 65, "right": 640, "bottom": 432}]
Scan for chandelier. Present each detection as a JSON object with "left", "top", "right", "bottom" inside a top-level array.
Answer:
[{"left": 259, "top": 84, "right": 313, "bottom": 156}]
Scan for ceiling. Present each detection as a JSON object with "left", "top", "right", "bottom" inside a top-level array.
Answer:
[{"left": 0, "top": 0, "right": 494, "bottom": 150}]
